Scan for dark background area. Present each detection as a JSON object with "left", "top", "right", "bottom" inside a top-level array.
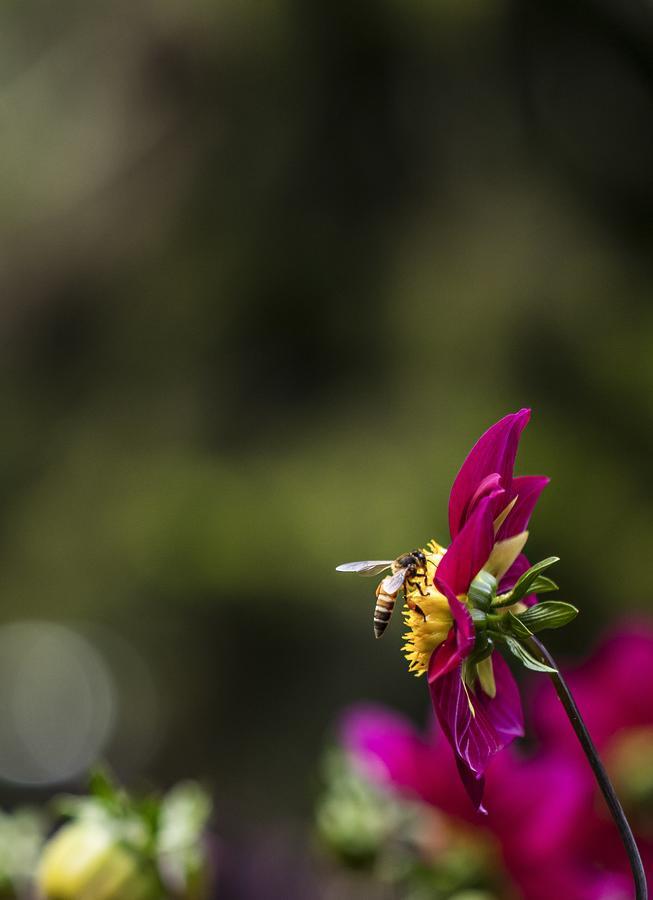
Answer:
[{"left": 0, "top": 0, "right": 652, "bottom": 864}]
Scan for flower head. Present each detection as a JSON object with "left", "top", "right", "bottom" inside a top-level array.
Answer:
[
  {"left": 403, "top": 410, "right": 551, "bottom": 810},
  {"left": 336, "top": 409, "right": 576, "bottom": 812}
]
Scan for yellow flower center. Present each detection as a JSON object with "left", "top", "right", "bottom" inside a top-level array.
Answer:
[{"left": 402, "top": 540, "right": 454, "bottom": 676}]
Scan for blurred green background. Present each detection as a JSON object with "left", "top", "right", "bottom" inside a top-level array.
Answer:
[{"left": 0, "top": 0, "right": 652, "bottom": 867}]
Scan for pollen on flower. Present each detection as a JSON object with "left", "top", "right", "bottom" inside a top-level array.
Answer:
[{"left": 402, "top": 541, "right": 453, "bottom": 677}]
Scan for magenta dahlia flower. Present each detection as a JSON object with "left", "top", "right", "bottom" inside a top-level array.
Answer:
[
  {"left": 335, "top": 414, "right": 647, "bottom": 896},
  {"left": 336, "top": 410, "right": 580, "bottom": 812},
  {"left": 423, "top": 409, "right": 549, "bottom": 809}
]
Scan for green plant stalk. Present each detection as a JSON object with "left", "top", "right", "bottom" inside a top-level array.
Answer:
[{"left": 526, "top": 636, "right": 647, "bottom": 900}]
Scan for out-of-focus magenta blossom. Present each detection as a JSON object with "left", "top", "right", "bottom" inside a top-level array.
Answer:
[
  {"left": 533, "top": 625, "right": 653, "bottom": 890},
  {"left": 427, "top": 409, "right": 549, "bottom": 810},
  {"left": 342, "top": 704, "right": 632, "bottom": 900}
]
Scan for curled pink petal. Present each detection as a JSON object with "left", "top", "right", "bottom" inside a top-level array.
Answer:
[
  {"left": 436, "top": 493, "right": 501, "bottom": 597},
  {"left": 497, "top": 475, "right": 550, "bottom": 541},
  {"left": 448, "top": 409, "right": 530, "bottom": 537}
]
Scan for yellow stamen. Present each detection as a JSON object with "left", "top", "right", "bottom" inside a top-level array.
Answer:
[{"left": 402, "top": 540, "right": 454, "bottom": 677}]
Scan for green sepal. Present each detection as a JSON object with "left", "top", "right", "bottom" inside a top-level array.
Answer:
[
  {"left": 527, "top": 576, "right": 559, "bottom": 595},
  {"left": 517, "top": 601, "right": 579, "bottom": 634},
  {"left": 491, "top": 592, "right": 519, "bottom": 609},
  {"left": 504, "top": 612, "right": 532, "bottom": 639},
  {"left": 505, "top": 636, "right": 557, "bottom": 673},
  {"left": 467, "top": 634, "right": 494, "bottom": 666},
  {"left": 470, "top": 608, "right": 488, "bottom": 626},
  {"left": 509, "top": 557, "right": 560, "bottom": 603},
  {"left": 468, "top": 570, "right": 497, "bottom": 611},
  {"left": 476, "top": 655, "right": 496, "bottom": 698}
]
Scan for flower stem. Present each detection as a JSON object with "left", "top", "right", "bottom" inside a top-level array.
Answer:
[{"left": 526, "top": 636, "right": 648, "bottom": 900}]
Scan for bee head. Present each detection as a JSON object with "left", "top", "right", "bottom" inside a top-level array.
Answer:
[{"left": 411, "top": 549, "right": 427, "bottom": 568}]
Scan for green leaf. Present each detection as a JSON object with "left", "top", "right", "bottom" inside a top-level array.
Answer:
[
  {"left": 504, "top": 612, "right": 532, "bottom": 639},
  {"left": 505, "top": 636, "right": 557, "bottom": 673},
  {"left": 518, "top": 601, "right": 578, "bottom": 633},
  {"left": 510, "top": 557, "right": 560, "bottom": 603}
]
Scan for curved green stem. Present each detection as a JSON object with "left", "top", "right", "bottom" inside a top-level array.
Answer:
[{"left": 527, "top": 636, "right": 648, "bottom": 900}]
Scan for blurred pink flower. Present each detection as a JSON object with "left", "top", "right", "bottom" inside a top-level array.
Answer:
[
  {"left": 533, "top": 625, "right": 653, "bottom": 889},
  {"left": 342, "top": 704, "right": 632, "bottom": 900}
]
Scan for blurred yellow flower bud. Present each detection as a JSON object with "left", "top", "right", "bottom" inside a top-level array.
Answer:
[{"left": 37, "top": 819, "right": 160, "bottom": 900}]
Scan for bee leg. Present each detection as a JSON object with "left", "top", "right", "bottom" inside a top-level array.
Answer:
[{"left": 406, "top": 596, "right": 427, "bottom": 621}]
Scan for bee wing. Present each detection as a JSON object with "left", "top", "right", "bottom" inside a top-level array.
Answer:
[
  {"left": 381, "top": 571, "right": 407, "bottom": 593},
  {"left": 335, "top": 560, "right": 393, "bottom": 576}
]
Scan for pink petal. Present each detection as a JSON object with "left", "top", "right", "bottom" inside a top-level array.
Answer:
[
  {"left": 340, "top": 705, "right": 442, "bottom": 801},
  {"left": 497, "top": 475, "right": 550, "bottom": 541},
  {"left": 429, "top": 654, "right": 524, "bottom": 810},
  {"left": 448, "top": 409, "right": 530, "bottom": 538},
  {"left": 340, "top": 704, "right": 475, "bottom": 816},
  {"left": 428, "top": 628, "right": 469, "bottom": 682},
  {"left": 436, "top": 494, "right": 501, "bottom": 597}
]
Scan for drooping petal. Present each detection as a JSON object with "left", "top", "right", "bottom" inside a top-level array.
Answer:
[
  {"left": 481, "top": 653, "right": 525, "bottom": 743},
  {"left": 448, "top": 409, "right": 531, "bottom": 538},
  {"left": 497, "top": 475, "right": 550, "bottom": 541},
  {"left": 429, "top": 654, "right": 524, "bottom": 811},
  {"left": 455, "top": 757, "right": 486, "bottom": 814},
  {"left": 436, "top": 493, "right": 501, "bottom": 597}
]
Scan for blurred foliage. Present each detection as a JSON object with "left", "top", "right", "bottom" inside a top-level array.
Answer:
[
  {"left": 316, "top": 749, "right": 508, "bottom": 899},
  {"left": 0, "top": 0, "right": 651, "bottom": 850},
  {"left": 0, "top": 807, "right": 46, "bottom": 898},
  {"left": 38, "top": 770, "right": 212, "bottom": 899}
]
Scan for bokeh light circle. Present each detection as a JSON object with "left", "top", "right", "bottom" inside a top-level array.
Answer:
[{"left": 0, "top": 621, "right": 116, "bottom": 786}]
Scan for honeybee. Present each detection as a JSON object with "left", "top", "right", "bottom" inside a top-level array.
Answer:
[{"left": 336, "top": 550, "right": 429, "bottom": 638}]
